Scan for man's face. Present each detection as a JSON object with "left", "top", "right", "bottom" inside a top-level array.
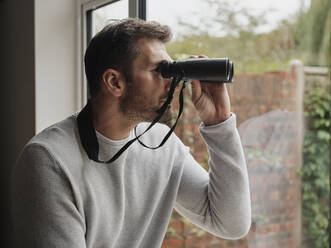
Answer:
[{"left": 120, "top": 38, "right": 173, "bottom": 124}]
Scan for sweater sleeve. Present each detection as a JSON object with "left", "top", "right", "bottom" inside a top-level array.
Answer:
[
  {"left": 11, "top": 143, "right": 86, "bottom": 248},
  {"left": 174, "top": 113, "right": 251, "bottom": 240}
]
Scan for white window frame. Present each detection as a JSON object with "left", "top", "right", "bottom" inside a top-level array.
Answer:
[{"left": 76, "top": 0, "right": 143, "bottom": 107}]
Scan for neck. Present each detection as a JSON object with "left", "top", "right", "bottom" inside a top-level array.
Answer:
[{"left": 90, "top": 96, "right": 136, "bottom": 141}]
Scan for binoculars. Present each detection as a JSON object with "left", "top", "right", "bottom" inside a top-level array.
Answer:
[{"left": 159, "top": 58, "right": 234, "bottom": 83}]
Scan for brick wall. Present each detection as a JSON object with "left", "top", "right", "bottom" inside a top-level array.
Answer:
[{"left": 162, "top": 69, "right": 302, "bottom": 248}]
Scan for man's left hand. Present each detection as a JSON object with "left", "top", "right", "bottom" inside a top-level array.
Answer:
[{"left": 190, "top": 55, "right": 231, "bottom": 126}]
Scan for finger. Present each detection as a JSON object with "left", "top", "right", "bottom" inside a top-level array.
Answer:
[{"left": 190, "top": 80, "right": 202, "bottom": 103}]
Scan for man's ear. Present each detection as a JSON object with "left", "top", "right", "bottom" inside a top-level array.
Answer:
[{"left": 101, "top": 69, "right": 126, "bottom": 97}]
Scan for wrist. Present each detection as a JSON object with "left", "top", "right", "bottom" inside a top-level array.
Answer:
[{"left": 202, "top": 112, "right": 231, "bottom": 126}]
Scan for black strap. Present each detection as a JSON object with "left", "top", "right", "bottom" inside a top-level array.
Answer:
[
  {"left": 135, "top": 80, "right": 186, "bottom": 149},
  {"left": 77, "top": 76, "right": 185, "bottom": 163}
]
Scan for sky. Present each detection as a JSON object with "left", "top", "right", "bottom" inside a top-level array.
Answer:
[
  {"left": 147, "top": 0, "right": 311, "bottom": 38},
  {"left": 93, "top": 0, "right": 311, "bottom": 38}
]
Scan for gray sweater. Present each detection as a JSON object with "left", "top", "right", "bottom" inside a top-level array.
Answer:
[{"left": 11, "top": 113, "right": 251, "bottom": 248}]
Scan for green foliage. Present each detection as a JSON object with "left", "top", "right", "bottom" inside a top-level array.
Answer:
[
  {"left": 188, "top": 0, "right": 269, "bottom": 37},
  {"left": 167, "top": 0, "right": 330, "bottom": 74},
  {"left": 166, "top": 0, "right": 300, "bottom": 74},
  {"left": 167, "top": 13, "right": 299, "bottom": 74},
  {"left": 300, "top": 83, "right": 330, "bottom": 248},
  {"left": 166, "top": 32, "right": 293, "bottom": 74},
  {"left": 294, "top": 0, "right": 331, "bottom": 65}
]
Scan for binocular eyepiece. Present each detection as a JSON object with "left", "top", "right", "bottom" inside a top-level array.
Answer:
[{"left": 159, "top": 58, "right": 234, "bottom": 83}]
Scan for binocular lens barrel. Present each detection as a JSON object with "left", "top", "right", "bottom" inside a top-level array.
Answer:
[{"left": 160, "top": 58, "right": 234, "bottom": 83}]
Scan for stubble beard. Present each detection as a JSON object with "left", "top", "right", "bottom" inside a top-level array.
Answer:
[{"left": 120, "top": 83, "right": 173, "bottom": 126}]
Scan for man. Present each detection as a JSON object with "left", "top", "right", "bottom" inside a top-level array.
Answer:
[{"left": 11, "top": 18, "right": 251, "bottom": 247}]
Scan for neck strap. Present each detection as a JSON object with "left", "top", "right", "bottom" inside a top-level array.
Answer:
[{"left": 77, "top": 77, "right": 185, "bottom": 163}]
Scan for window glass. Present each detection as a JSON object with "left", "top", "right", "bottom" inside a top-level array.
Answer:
[
  {"left": 147, "top": 1, "right": 329, "bottom": 248},
  {"left": 92, "top": 0, "right": 129, "bottom": 35}
]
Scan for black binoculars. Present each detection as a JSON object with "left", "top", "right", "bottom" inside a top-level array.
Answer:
[{"left": 159, "top": 58, "right": 234, "bottom": 83}]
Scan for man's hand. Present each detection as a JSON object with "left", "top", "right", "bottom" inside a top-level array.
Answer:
[{"left": 190, "top": 55, "right": 231, "bottom": 126}]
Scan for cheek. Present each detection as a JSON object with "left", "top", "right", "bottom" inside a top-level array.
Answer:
[
  {"left": 131, "top": 71, "right": 165, "bottom": 100},
  {"left": 139, "top": 79, "right": 162, "bottom": 97}
]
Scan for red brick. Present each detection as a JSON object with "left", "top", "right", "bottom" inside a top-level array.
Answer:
[{"left": 162, "top": 238, "right": 184, "bottom": 248}]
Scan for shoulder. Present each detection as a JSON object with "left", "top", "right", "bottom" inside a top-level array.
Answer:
[
  {"left": 29, "top": 114, "right": 78, "bottom": 147},
  {"left": 17, "top": 114, "right": 82, "bottom": 171},
  {"left": 14, "top": 114, "right": 86, "bottom": 187},
  {"left": 25, "top": 114, "right": 83, "bottom": 160}
]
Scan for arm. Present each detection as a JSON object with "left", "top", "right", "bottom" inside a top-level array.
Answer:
[
  {"left": 175, "top": 55, "right": 251, "bottom": 239},
  {"left": 175, "top": 114, "right": 251, "bottom": 240},
  {"left": 11, "top": 144, "right": 86, "bottom": 248}
]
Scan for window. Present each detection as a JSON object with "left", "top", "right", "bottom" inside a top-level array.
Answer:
[
  {"left": 146, "top": 1, "right": 325, "bottom": 248},
  {"left": 78, "top": 1, "right": 329, "bottom": 247},
  {"left": 81, "top": 0, "right": 131, "bottom": 102},
  {"left": 81, "top": 0, "right": 145, "bottom": 102},
  {"left": 89, "top": 0, "right": 129, "bottom": 37}
]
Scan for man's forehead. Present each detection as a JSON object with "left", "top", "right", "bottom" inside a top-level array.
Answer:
[{"left": 136, "top": 38, "right": 170, "bottom": 65}]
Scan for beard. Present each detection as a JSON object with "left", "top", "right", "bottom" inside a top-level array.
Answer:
[{"left": 120, "top": 82, "right": 173, "bottom": 126}]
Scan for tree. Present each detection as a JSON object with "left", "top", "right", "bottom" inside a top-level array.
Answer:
[
  {"left": 294, "top": 0, "right": 331, "bottom": 65},
  {"left": 167, "top": 0, "right": 295, "bottom": 74},
  {"left": 177, "top": 0, "right": 270, "bottom": 38}
]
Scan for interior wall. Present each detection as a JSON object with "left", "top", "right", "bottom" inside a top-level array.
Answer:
[
  {"left": 35, "top": 0, "right": 79, "bottom": 133},
  {"left": 0, "top": 0, "right": 80, "bottom": 246},
  {"left": 0, "top": 0, "right": 80, "bottom": 176},
  {"left": 0, "top": 0, "right": 36, "bottom": 246}
]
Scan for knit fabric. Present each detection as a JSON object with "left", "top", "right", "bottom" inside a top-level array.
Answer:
[{"left": 11, "top": 113, "right": 251, "bottom": 248}]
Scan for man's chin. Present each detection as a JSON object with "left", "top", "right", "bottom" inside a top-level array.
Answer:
[{"left": 132, "top": 105, "right": 173, "bottom": 126}]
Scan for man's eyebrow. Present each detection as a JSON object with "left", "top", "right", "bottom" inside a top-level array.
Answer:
[
  {"left": 149, "top": 59, "right": 171, "bottom": 67},
  {"left": 148, "top": 61, "right": 162, "bottom": 68}
]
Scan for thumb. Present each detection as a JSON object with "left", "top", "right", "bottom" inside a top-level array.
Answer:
[{"left": 190, "top": 80, "right": 202, "bottom": 104}]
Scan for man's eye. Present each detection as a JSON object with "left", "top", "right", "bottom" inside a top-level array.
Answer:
[
  {"left": 154, "top": 64, "right": 161, "bottom": 72},
  {"left": 152, "top": 69, "right": 161, "bottom": 76},
  {"left": 152, "top": 67, "right": 163, "bottom": 79}
]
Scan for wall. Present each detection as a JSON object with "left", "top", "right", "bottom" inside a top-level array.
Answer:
[
  {"left": 0, "top": 1, "right": 35, "bottom": 246},
  {"left": 0, "top": 1, "right": 80, "bottom": 246},
  {"left": 35, "top": 0, "right": 79, "bottom": 133}
]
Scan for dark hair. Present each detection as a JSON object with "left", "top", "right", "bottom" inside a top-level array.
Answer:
[{"left": 84, "top": 18, "right": 172, "bottom": 97}]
